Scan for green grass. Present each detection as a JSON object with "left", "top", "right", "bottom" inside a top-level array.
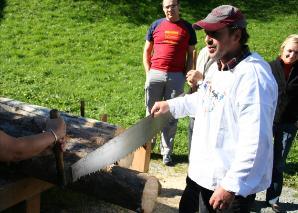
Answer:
[{"left": 0, "top": 0, "right": 297, "bottom": 188}]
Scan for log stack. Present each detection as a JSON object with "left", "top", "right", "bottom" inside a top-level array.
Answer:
[{"left": 0, "top": 97, "right": 160, "bottom": 212}]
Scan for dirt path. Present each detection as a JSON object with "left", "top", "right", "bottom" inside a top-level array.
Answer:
[{"left": 148, "top": 159, "right": 298, "bottom": 213}]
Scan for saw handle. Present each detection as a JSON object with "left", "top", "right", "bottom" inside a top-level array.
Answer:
[
  {"left": 189, "top": 49, "right": 197, "bottom": 94},
  {"left": 192, "top": 49, "right": 197, "bottom": 70},
  {"left": 50, "top": 109, "right": 66, "bottom": 187}
]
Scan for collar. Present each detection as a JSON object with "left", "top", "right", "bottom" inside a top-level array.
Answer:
[
  {"left": 279, "top": 56, "right": 297, "bottom": 68},
  {"left": 217, "top": 45, "right": 251, "bottom": 71}
]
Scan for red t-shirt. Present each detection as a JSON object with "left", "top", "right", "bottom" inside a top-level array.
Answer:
[{"left": 146, "top": 18, "right": 197, "bottom": 72}]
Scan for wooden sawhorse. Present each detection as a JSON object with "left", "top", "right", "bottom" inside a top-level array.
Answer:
[{"left": 0, "top": 177, "right": 54, "bottom": 213}]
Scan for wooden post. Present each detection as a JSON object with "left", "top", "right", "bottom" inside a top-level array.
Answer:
[
  {"left": 130, "top": 142, "right": 152, "bottom": 173},
  {"left": 80, "top": 99, "right": 85, "bottom": 117},
  {"left": 113, "top": 126, "right": 152, "bottom": 173},
  {"left": 100, "top": 114, "right": 108, "bottom": 122},
  {"left": 108, "top": 113, "right": 152, "bottom": 173},
  {"left": 26, "top": 194, "right": 40, "bottom": 213},
  {"left": 50, "top": 109, "right": 66, "bottom": 188}
]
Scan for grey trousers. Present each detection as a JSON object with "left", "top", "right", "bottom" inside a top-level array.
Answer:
[{"left": 145, "top": 69, "right": 185, "bottom": 156}]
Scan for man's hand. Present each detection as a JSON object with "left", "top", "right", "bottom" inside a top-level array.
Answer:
[
  {"left": 186, "top": 70, "right": 203, "bottom": 88},
  {"left": 150, "top": 101, "right": 169, "bottom": 117},
  {"left": 209, "top": 186, "right": 235, "bottom": 210}
]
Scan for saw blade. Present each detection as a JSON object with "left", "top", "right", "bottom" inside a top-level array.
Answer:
[{"left": 71, "top": 112, "right": 172, "bottom": 181}]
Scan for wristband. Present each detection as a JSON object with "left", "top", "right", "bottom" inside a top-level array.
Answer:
[{"left": 49, "top": 129, "right": 58, "bottom": 144}]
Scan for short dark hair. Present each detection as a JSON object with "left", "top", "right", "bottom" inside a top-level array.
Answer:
[
  {"left": 162, "top": 0, "right": 179, "bottom": 6},
  {"left": 228, "top": 27, "right": 249, "bottom": 45}
]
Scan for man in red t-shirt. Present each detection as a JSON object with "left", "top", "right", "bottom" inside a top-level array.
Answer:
[{"left": 143, "top": 0, "right": 197, "bottom": 165}]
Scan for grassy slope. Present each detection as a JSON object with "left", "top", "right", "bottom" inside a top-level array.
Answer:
[{"left": 0, "top": 0, "right": 297, "bottom": 188}]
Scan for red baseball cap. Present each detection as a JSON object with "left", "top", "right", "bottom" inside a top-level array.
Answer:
[{"left": 193, "top": 5, "right": 247, "bottom": 31}]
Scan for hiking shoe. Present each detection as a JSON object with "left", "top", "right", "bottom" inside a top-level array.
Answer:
[{"left": 163, "top": 155, "right": 173, "bottom": 166}]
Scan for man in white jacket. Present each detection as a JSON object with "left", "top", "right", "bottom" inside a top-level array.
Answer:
[{"left": 151, "top": 5, "right": 278, "bottom": 213}]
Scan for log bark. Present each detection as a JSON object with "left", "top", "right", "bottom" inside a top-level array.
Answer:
[
  {"left": 0, "top": 97, "right": 160, "bottom": 212},
  {"left": 70, "top": 165, "right": 160, "bottom": 213},
  {"left": 0, "top": 97, "right": 119, "bottom": 184}
]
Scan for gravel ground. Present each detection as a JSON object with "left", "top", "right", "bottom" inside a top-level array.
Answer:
[{"left": 149, "top": 160, "right": 298, "bottom": 213}]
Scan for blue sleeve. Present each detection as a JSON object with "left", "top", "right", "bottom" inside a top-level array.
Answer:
[
  {"left": 145, "top": 18, "right": 165, "bottom": 41},
  {"left": 183, "top": 20, "right": 197, "bottom": 46}
]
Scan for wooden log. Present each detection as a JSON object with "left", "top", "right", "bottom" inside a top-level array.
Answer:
[
  {"left": 0, "top": 97, "right": 118, "bottom": 161},
  {"left": 69, "top": 165, "right": 159, "bottom": 213},
  {"left": 0, "top": 97, "right": 160, "bottom": 212},
  {"left": 0, "top": 97, "right": 118, "bottom": 140}
]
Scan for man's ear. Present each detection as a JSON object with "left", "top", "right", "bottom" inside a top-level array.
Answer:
[{"left": 233, "top": 29, "right": 242, "bottom": 43}]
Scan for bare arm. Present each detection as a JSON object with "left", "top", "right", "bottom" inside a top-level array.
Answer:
[
  {"left": 0, "top": 117, "right": 66, "bottom": 162},
  {"left": 143, "top": 40, "right": 154, "bottom": 73}
]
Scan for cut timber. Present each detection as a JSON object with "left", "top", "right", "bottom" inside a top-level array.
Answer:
[
  {"left": 0, "top": 97, "right": 160, "bottom": 212},
  {"left": 70, "top": 165, "right": 159, "bottom": 213}
]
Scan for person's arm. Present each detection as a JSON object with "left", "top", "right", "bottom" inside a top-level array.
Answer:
[
  {"left": 151, "top": 91, "right": 200, "bottom": 119},
  {"left": 0, "top": 117, "right": 66, "bottom": 162},
  {"left": 143, "top": 40, "right": 154, "bottom": 73}
]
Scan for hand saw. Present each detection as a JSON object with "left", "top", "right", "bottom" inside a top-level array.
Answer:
[{"left": 70, "top": 112, "right": 172, "bottom": 182}]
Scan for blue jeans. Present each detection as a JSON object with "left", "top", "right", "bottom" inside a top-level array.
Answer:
[{"left": 266, "top": 122, "right": 297, "bottom": 203}]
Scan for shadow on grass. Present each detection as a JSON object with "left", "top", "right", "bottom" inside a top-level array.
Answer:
[
  {"left": 0, "top": 0, "right": 6, "bottom": 21},
  {"left": 86, "top": 0, "right": 298, "bottom": 25},
  {"left": 181, "top": 0, "right": 298, "bottom": 21}
]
